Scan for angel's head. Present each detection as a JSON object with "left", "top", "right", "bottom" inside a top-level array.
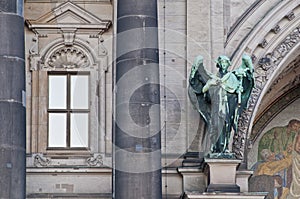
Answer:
[{"left": 216, "top": 55, "right": 231, "bottom": 74}]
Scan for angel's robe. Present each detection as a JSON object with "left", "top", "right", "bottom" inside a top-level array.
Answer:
[{"left": 205, "top": 71, "right": 240, "bottom": 152}]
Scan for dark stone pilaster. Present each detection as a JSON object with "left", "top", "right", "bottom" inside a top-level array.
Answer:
[
  {"left": 114, "top": 0, "right": 162, "bottom": 198},
  {"left": 0, "top": 1, "right": 26, "bottom": 198}
]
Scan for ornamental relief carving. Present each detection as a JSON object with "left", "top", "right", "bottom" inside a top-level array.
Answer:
[
  {"left": 46, "top": 47, "right": 90, "bottom": 69},
  {"left": 233, "top": 25, "right": 300, "bottom": 159},
  {"left": 33, "top": 153, "right": 51, "bottom": 167},
  {"left": 86, "top": 154, "right": 103, "bottom": 167},
  {"left": 31, "top": 153, "right": 104, "bottom": 167}
]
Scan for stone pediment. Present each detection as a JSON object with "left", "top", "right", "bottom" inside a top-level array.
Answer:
[{"left": 26, "top": 1, "right": 111, "bottom": 34}]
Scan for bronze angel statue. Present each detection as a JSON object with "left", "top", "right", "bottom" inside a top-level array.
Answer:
[{"left": 188, "top": 54, "right": 254, "bottom": 157}]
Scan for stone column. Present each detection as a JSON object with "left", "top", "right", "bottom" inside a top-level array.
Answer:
[
  {"left": 114, "top": 0, "right": 162, "bottom": 198},
  {"left": 0, "top": 0, "right": 26, "bottom": 198}
]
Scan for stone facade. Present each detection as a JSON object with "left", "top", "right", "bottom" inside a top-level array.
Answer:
[{"left": 23, "top": 0, "right": 300, "bottom": 198}]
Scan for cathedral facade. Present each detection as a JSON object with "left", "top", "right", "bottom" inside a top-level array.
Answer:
[{"left": 3, "top": 0, "right": 300, "bottom": 198}]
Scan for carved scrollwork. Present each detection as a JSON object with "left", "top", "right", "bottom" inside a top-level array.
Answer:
[
  {"left": 33, "top": 153, "right": 51, "bottom": 167},
  {"left": 98, "top": 35, "right": 108, "bottom": 56},
  {"left": 47, "top": 47, "right": 90, "bottom": 69},
  {"left": 86, "top": 154, "right": 103, "bottom": 167},
  {"left": 233, "top": 25, "right": 300, "bottom": 159}
]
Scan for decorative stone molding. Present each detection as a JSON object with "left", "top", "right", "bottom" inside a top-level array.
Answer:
[
  {"left": 33, "top": 153, "right": 51, "bottom": 167},
  {"left": 98, "top": 35, "right": 108, "bottom": 56},
  {"left": 47, "top": 47, "right": 90, "bottom": 69},
  {"left": 26, "top": 1, "right": 111, "bottom": 71},
  {"left": 272, "top": 25, "right": 281, "bottom": 34},
  {"left": 258, "top": 39, "right": 268, "bottom": 48},
  {"left": 62, "top": 28, "right": 76, "bottom": 46},
  {"left": 227, "top": 1, "right": 299, "bottom": 59},
  {"left": 29, "top": 35, "right": 38, "bottom": 55},
  {"left": 233, "top": 25, "right": 300, "bottom": 159},
  {"left": 29, "top": 56, "right": 41, "bottom": 71},
  {"left": 285, "top": 11, "right": 295, "bottom": 21},
  {"left": 86, "top": 154, "right": 103, "bottom": 167},
  {"left": 25, "top": 1, "right": 111, "bottom": 35}
]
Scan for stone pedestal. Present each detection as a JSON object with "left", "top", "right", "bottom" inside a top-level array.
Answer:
[
  {"left": 178, "top": 167, "right": 207, "bottom": 193},
  {"left": 205, "top": 158, "right": 241, "bottom": 193},
  {"left": 236, "top": 170, "right": 253, "bottom": 192}
]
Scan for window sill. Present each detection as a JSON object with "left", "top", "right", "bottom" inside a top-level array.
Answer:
[{"left": 45, "top": 148, "right": 92, "bottom": 157}]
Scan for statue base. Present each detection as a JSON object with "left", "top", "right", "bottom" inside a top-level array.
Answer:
[
  {"left": 207, "top": 152, "right": 235, "bottom": 159},
  {"left": 183, "top": 192, "right": 268, "bottom": 199},
  {"left": 205, "top": 157, "right": 241, "bottom": 193},
  {"left": 207, "top": 184, "right": 240, "bottom": 193}
]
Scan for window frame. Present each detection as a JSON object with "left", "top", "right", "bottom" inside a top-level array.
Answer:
[{"left": 47, "top": 71, "right": 90, "bottom": 150}]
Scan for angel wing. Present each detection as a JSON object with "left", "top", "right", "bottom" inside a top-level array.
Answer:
[
  {"left": 234, "top": 54, "right": 255, "bottom": 111},
  {"left": 188, "top": 55, "right": 211, "bottom": 124}
]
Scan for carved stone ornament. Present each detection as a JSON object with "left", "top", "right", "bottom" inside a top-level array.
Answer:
[
  {"left": 286, "top": 12, "right": 295, "bottom": 21},
  {"left": 86, "top": 154, "right": 103, "bottom": 167},
  {"left": 98, "top": 35, "right": 108, "bottom": 56},
  {"left": 33, "top": 153, "right": 51, "bottom": 167},
  {"left": 251, "top": 54, "right": 257, "bottom": 63},
  {"left": 259, "top": 39, "right": 268, "bottom": 48},
  {"left": 62, "top": 29, "right": 76, "bottom": 46},
  {"left": 47, "top": 47, "right": 90, "bottom": 69},
  {"left": 272, "top": 25, "right": 281, "bottom": 34},
  {"left": 232, "top": 26, "right": 300, "bottom": 159},
  {"left": 29, "top": 35, "right": 38, "bottom": 55}
]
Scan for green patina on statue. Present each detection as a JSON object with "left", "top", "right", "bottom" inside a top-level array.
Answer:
[{"left": 188, "top": 54, "right": 255, "bottom": 158}]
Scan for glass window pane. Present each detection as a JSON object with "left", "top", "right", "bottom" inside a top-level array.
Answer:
[
  {"left": 48, "top": 113, "right": 67, "bottom": 147},
  {"left": 70, "top": 113, "right": 88, "bottom": 147},
  {"left": 71, "top": 75, "right": 89, "bottom": 109},
  {"left": 49, "top": 75, "right": 67, "bottom": 109}
]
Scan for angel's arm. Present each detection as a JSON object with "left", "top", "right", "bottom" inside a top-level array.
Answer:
[{"left": 202, "top": 75, "right": 219, "bottom": 93}]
